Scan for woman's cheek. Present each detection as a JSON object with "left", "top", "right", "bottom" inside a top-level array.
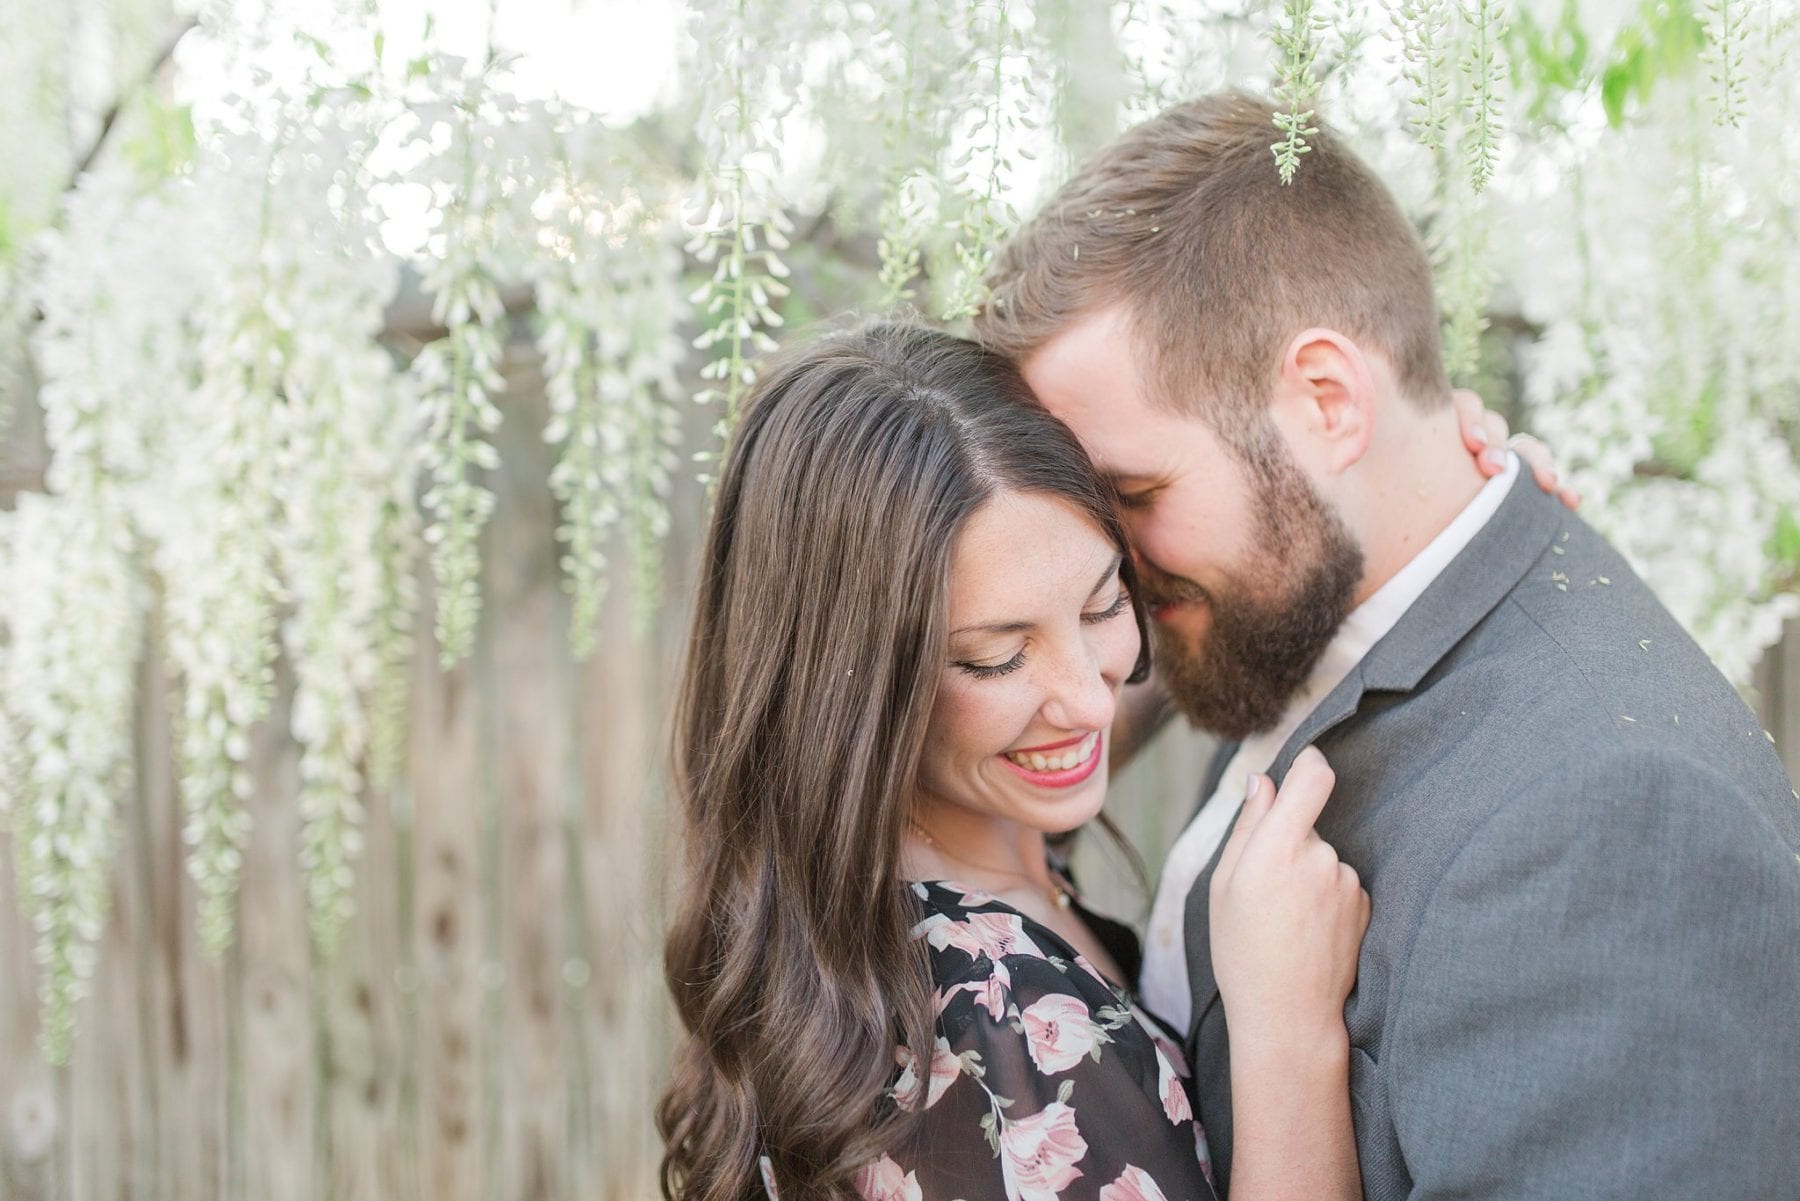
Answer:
[{"left": 942, "top": 671, "right": 1035, "bottom": 756}]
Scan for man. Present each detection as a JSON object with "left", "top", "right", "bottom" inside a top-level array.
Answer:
[{"left": 974, "top": 91, "right": 1800, "bottom": 1198}]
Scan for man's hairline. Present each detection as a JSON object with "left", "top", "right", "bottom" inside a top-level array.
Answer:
[{"left": 1003, "top": 287, "right": 1448, "bottom": 441}]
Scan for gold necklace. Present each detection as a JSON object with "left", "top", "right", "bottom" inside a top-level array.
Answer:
[{"left": 907, "top": 818, "right": 1075, "bottom": 910}]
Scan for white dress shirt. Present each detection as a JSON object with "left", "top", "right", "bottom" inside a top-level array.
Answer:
[{"left": 1138, "top": 453, "right": 1521, "bottom": 1033}]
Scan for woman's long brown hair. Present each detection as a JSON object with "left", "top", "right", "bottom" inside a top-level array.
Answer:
[{"left": 657, "top": 323, "right": 1150, "bottom": 1201}]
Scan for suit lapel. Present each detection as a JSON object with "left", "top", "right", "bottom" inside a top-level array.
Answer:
[
  {"left": 1183, "top": 478, "right": 1569, "bottom": 1046},
  {"left": 1182, "top": 673, "right": 1370, "bottom": 1044}
]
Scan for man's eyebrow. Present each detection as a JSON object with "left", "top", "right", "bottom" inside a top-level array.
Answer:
[
  {"left": 950, "top": 555, "right": 1124, "bottom": 638},
  {"left": 1104, "top": 471, "right": 1162, "bottom": 490}
]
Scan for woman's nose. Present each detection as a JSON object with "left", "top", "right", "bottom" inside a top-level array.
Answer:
[{"left": 1040, "top": 645, "right": 1117, "bottom": 733}]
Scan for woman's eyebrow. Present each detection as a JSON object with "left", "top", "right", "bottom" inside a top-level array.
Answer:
[
  {"left": 951, "top": 555, "right": 1125, "bottom": 637},
  {"left": 1090, "top": 554, "right": 1124, "bottom": 597},
  {"left": 951, "top": 619, "right": 1033, "bottom": 637}
]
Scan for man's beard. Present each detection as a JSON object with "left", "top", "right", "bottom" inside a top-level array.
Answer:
[{"left": 1144, "top": 444, "right": 1364, "bottom": 741}]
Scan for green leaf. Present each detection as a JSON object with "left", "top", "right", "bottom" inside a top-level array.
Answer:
[
  {"left": 1600, "top": 59, "right": 1634, "bottom": 126},
  {"left": 1770, "top": 507, "right": 1800, "bottom": 568},
  {"left": 1599, "top": 0, "right": 1706, "bottom": 127}
]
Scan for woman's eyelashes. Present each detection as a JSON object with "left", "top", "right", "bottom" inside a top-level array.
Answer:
[
  {"left": 953, "top": 589, "right": 1131, "bottom": 679},
  {"left": 959, "top": 649, "right": 1027, "bottom": 680},
  {"left": 1081, "top": 587, "right": 1131, "bottom": 624}
]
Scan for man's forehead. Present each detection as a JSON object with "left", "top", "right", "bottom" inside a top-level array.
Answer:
[
  {"left": 1020, "top": 299, "right": 1135, "bottom": 372},
  {"left": 1029, "top": 378, "right": 1181, "bottom": 469}
]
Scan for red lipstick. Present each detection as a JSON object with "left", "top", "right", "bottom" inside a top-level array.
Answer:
[
  {"left": 1010, "top": 732, "right": 1089, "bottom": 754},
  {"left": 998, "top": 732, "right": 1105, "bottom": 789}
]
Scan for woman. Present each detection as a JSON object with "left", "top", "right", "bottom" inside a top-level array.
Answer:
[{"left": 657, "top": 323, "right": 1551, "bottom": 1201}]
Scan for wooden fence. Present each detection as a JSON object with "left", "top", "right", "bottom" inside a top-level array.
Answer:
[{"left": 1, "top": 350, "right": 1795, "bottom": 1201}]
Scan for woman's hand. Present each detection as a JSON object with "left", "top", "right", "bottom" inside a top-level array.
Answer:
[
  {"left": 1452, "top": 389, "right": 1581, "bottom": 510},
  {"left": 1209, "top": 746, "right": 1369, "bottom": 1053},
  {"left": 1212, "top": 748, "right": 1369, "bottom": 1200}
]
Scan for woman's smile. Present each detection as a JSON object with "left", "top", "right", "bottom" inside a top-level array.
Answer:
[{"left": 1000, "top": 729, "right": 1103, "bottom": 782}]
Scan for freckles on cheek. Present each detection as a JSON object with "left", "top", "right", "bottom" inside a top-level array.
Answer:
[{"left": 930, "top": 676, "right": 1010, "bottom": 760}]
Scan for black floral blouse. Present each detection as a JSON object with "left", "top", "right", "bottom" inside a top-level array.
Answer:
[{"left": 844, "top": 880, "right": 1219, "bottom": 1201}]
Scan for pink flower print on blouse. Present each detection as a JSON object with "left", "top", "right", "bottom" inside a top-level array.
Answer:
[
  {"left": 1096, "top": 1165, "right": 1170, "bottom": 1201},
  {"left": 1146, "top": 1025, "right": 1191, "bottom": 1080},
  {"left": 855, "top": 1154, "right": 923, "bottom": 1201},
  {"left": 1154, "top": 1049, "right": 1193, "bottom": 1126},
  {"left": 998, "top": 1102, "right": 1088, "bottom": 1201},
  {"left": 893, "top": 1036, "right": 961, "bottom": 1112},
  {"left": 1193, "top": 1125, "right": 1215, "bottom": 1187},
  {"left": 914, "top": 909, "right": 1045, "bottom": 964},
  {"left": 940, "top": 956, "right": 1012, "bottom": 1021},
  {"left": 1019, "top": 993, "right": 1100, "bottom": 1075}
]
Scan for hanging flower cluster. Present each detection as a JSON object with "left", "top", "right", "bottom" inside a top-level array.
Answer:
[
  {"left": 535, "top": 128, "right": 689, "bottom": 648},
  {"left": 686, "top": 0, "right": 797, "bottom": 455},
  {"left": 869, "top": 2, "right": 959, "bottom": 307},
  {"left": 408, "top": 58, "right": 524, "bottom": 670},
  {"left": 938, "top": 0, "right": 1044, "bottom": 320},
  {"left": 265, "top": 133, "right": 421, "bottom": 955},
  {"left": 0, "top": 491, "right": 143, "bottom": 1065},
  {"left": 2, "top": 169, "right": 171, "bottom": 1064},
  {"left": 150, "top": 155, "right": 287, "bottom": 960}
]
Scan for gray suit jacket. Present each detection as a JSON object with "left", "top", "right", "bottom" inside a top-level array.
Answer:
[{"left": 1181, "top": 479, "right": 1800, "bottom": 1199}]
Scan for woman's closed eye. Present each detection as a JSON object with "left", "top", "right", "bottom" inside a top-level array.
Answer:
[
  {"left": 953, "top": 590, "right": 1130, "bottom": 679},
  {"left": 1082, "top": 588, "right": 1130, "bottom": 624},
  {"left": 956, "top": 648, "right": 1027, "bottom": 680}
]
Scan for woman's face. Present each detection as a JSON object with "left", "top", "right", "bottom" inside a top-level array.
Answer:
[{"left": 916, "top": 490, "right": 1142, "bottom": 837}]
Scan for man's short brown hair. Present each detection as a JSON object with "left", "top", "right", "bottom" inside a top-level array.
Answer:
[{"left": 974, "top": 90, "right": 1450, "bottom": 442}]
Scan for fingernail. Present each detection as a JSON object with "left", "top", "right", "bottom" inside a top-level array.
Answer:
[
  {"left": 1244, "top": 772, "right": 1264, "bottom": 800},
  {"left": 1469, "top": 425, "right": 1488, "bottom": 445},
  {"left": 1484, "top": 447, "right": 1506, "bottom": 469}
]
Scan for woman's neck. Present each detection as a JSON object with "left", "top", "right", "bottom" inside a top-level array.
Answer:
[{"left": 903, "top": 801, "right": 1055, "bottom": 894}]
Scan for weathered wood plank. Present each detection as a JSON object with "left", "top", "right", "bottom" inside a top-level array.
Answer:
[
  {"left": 487, "top": 356, "right": 572, "bottom": 1201},
  {"left": 142, "top": 608, "right": 236, "bottom": 1201},
  {"left": 315, "top": 676, "right": 409, "bottom": 1201},
  {"left": 0, "top": 780, "right": 55, "bottom": 1201},
  {"left": 238, "top": 659, "right": 315, "bottom": 1201},
  {"left": 409, "top": 576, "right": 487, "bottom": 1201}
]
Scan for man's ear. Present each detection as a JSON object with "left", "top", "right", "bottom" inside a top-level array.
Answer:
[{"left": 1269, "top": 327, "right": 1375, "bottom": 476}]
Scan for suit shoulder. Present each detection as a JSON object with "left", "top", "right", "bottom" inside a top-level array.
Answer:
[{"left": 1414, "top": 516, "right": 1784, "bottom": 792}]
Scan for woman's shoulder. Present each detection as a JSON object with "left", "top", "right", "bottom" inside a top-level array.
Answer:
[
  {"left": 907, "top": 881, "right": 1137, "bottom": 1042},
  {"left": 908, "top": 880, "right": 1096, "bottom": 980}
]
